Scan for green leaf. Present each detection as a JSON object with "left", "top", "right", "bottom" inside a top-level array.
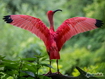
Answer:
[
  {"left": 23, "top": 64, "right": 37, "bottom": 72},
  {"left": 34, "top": 55, "right": 43, "bottom": 58},
  {"left": 22, "top": 71, "right": 35, "bottom": 77},
  {"left": 3, "top": 63, "right": 19, "bottom": 69},
  {"left": 21, "top": 58, "right": 36, "bottom": 61},
  {"left": 41, "top": 64, "right": 53, "bottom": 68},
  {"left": 0, "top": 55, "right": 5, "bottom": 60},
  {"left": 40, "top": 57, "right": 47, "bottom": 61},
  {"left": 1, "top": 74, "right": 10, "bottom": 79},
  {"left": 7, "top": 76, "right": 14, "bottom": 79}
]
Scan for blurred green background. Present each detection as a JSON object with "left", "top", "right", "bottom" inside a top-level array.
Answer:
[{"left": 0, "top": 0, "right": 105, "bottom": 78}]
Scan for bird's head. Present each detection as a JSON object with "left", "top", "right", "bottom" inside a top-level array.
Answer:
[
  {"left": 47, "top": 9, "right": 62, "bottom": 31},
  {"left": 47, "top": 9, "right": 62, "bottom": 17}
]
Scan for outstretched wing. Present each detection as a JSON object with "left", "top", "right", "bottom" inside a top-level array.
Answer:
[
  {"left": 55, "top": 17, "right": 103, "bottom": 51},
  {"left": 3, "top": 15, "right": 50, "bottom": 44}
]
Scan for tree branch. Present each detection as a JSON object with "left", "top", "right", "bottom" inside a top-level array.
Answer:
[{"left": 45, "top": 66, "right": 99, "bottom": 79}]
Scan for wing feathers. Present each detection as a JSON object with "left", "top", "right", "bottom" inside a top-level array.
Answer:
[
  {"left": 3, "top": 15, "right": 49, "bottom": 44},
  {"left": 95, "top": 20, "right": 103, "bottom": 27},
  {"left": 3, "top": 15, "right": 103, "bottom": 53},
  {"left": 56, "top": 17, "right": 103, "bottom": 51}
]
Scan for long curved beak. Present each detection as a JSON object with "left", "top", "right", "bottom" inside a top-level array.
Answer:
[{"left": 53, "top": 9, "right": 62, "bottom": 13}]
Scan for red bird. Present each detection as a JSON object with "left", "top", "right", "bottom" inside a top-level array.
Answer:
[{"left": 3, "top": 9, "right": 103, "bottom": 74}]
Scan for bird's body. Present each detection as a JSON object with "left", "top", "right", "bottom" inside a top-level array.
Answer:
[
  {"left": 3, "top": 9, "right": 103, "bottom": 74},
  {"left": 46, "top": 29, "right": 60, "bottom": 59}
]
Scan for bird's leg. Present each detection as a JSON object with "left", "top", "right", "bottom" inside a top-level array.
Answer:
[
  {"left": 56, "top": 59, "right": 60, "bottom": 74},
  {"left": 49, "top": 59, "right": 52, "bottom": 73}
]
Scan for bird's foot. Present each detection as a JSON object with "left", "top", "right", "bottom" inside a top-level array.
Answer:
[
  {"left": 43, "top": 71, "right": 52, "bottom": 76},
  {"left": 55, "top": 71, "right": 62, "bottom": 75}
]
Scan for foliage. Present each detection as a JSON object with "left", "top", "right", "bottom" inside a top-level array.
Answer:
[
  {"left": 60, "top": 46, "right": 105, "bottom": 79},
  {"left": 0, "top": 55, "right": 51, "bottom": 79}
]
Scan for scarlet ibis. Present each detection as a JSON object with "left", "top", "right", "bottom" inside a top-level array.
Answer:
[{"left": 3, "top": 9, "right": 103, "bottom": 74}]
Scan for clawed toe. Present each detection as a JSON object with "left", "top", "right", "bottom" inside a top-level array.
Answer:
[
  {"left": 55, "top": 71, "right": 62, "bottom": 74},
  {"left": 43, "top": 71, "right": 52, "bottom": 76}
]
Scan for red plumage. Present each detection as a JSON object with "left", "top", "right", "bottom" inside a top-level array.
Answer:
[
  {"left": 10, "top": 15, "right": 49, "bottom": 45},
  {"left": 3, "top": 11, "right": 103, "bottom": 59},
  {"left": 56, "top": 17, "right": 98, "bottom": 51},
  {"left": 4, "top": 11, "right": 102, "bottom": 59},
  {"left": 3, "top": 9, "right": 103, "bottom": 73}
]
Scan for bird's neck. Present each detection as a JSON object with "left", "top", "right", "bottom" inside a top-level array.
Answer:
[{"left": 48, "top": 14, "right": 54, "bottom": 31}]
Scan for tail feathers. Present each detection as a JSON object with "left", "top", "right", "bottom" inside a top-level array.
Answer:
[
  {"left": 48, "top": 45, "right": 60, "bottom": 59},
  {"left": 49, "top": 51, "right": 60, "bottom": 59},
  {"left": 47, "top": 41, "right": 60, "bottom": 59}
]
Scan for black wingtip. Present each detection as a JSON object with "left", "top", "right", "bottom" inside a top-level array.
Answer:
[
  {"left": 3, "top": 15, "right": 13, "bottom": 23},
  {"left": 95, "top": 20, "right": 103, "bottom": 28}
]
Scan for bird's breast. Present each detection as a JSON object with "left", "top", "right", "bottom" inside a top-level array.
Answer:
[{"left": 46, "top": 32, "right": 57, "bottom": 48}]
